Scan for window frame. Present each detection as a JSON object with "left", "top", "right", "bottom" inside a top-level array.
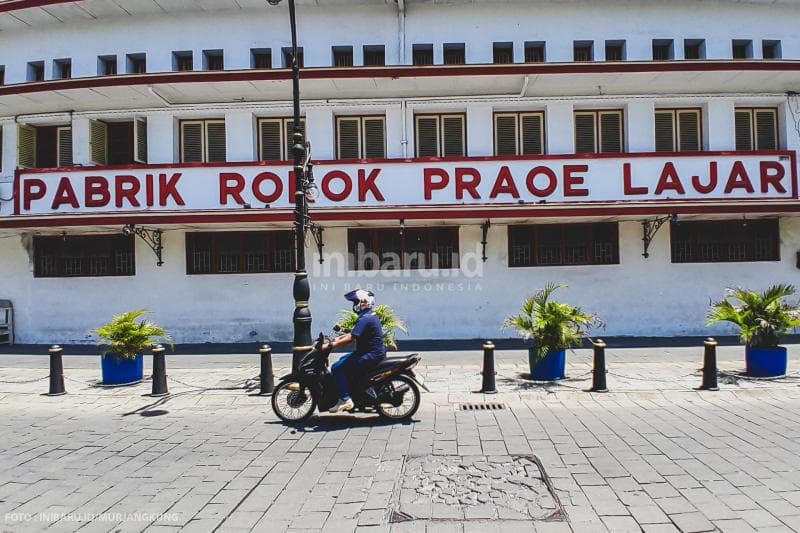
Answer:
[
  {"left": 412, "top": 44, "right": 434, "bottom": 66},
  {"left": 507, "top": 223, "right": 620, "bottom": 268},
  {"left": 414, "top": 113, "right": 467, "bottom": 158},
  {"left": 493, "top": 111, "right": 546, "bottom": 156},
  {"left": 347, "top": 227, "right": 460, "bottom": 271},
  {"left": 524, "top": 42, "right": 545, "bottom": 63},
  {"left": 33, "top": 234, "right": 136, "bottom": 278},
  {"left": 573, "top": 110, "right": 624, "bottom": 154},
  {"left": 257, "top": 117, "right": 306, "bottom": 162},
  {"left": 604, "top": 40, "right": 626, "bottom": 61},
  {"left": 443, "top": 43, "right": 465, "bottom": 65},
  {"left": 670, "top": 219, "right": 780, "bottom": 263},
  {"left": 734, "top": 107, "right": 779, "bottom": 151},
  {"left": 185, "top": 231, "right": 295, "bottom": 275},
  {"left": 180, "top": 119, "right": 226, "bottom": 163},
  {"left": 493, "top": 42, "right": 514, "bottom": 64},
  {"left": 335, "top": 115, "right": 386, "bottom": 160},
  {"left": 654, "top": 108, "right": 703, "bottom": 152}
]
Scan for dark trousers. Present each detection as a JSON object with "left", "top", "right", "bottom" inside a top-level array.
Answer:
[{"left": 331, "top": 352, "right": 382, "bottom": 400}]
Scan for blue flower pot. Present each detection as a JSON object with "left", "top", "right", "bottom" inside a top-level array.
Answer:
[
  {"left": 745, "top": 346, "right": 787, "bottom": 377},
  {"left": 529, "top": 348, "right": 566, "bottom": 381},
  {"left": 101, "top": 353, "right": 144, "bottom": 385}
]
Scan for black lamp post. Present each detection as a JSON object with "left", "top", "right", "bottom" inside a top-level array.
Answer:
[{"left": 267, "top": 0, "right": 314, "bottom": 371}]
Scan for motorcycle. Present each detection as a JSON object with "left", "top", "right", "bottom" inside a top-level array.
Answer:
[{"left": 271, "top": 328, "right": 429, "bottom": 422}]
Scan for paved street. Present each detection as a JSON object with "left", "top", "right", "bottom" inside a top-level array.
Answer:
[{"left": 1, "top": 345, "right": 800, "bottom": 532}]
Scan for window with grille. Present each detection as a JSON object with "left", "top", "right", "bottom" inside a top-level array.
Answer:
[
  {"left": 0, "top": 66, "right": 4, "bottom": 85},
  {"left": 573, "top": 41, "right": 593, "bottom": 62},
  {"left": 671, "top": 220, "right": 779, "bottom": 263},
  {"left": 574, "top": 111, "right": 623, "bottom": 154},
  {"left": 508, "top": 223, "right": 619, "bottom": 267},
  {"left": 412, "top": 44, "right": 434, "bottom": 66},
  {"left": 684, "top": 39, "right": 705, "bottom": 60},
  {"left": 17, "top": 125, "right": 73, "bottom": 169},
  {"left": 735, "top": 108, "right": 778, "bottom": 151},
  {"left": 494, "top": 112, "right": 545, "bottom": 156},
  {"left": 415, "top": 114, "right": 465, "bottom": 157},
  {"left": 363, "top": 45, "right": 385, "bottom": 66},
  {"left": 186, "top": 231, "right": 294, "bottom": 274},
  {"left": 282, "top": 47, "right": 304, "bottom": 68},
  {"left": 605, "top": 41, "right": 625, "bottom": 61},
  {"left": 654, "top": 109, "right": 701, "bottom": 152},
  {"left": 652, "top": 40, "right": 674, "bottom": 61},
  {"left": 524, "top": 42, "right": 545, "bottom": 63},
  {"left": 251, "top": 49, "right": 272, "bottom": 69},
  {"left": 180, "top": 120, "right": 226, "bottom": 163},
  {"left": 54, "top": 59, "right": 71, "bottom": 79},
  {"left": 762, "top": 40, "right": 781, "bottom": 59},
  {"left": 27, "top": 61, "right": 44, "bottom": 82},
  {"left": 332, "top": 46, "right": 353, "bottom": 67},
  {"left": 173, "top": 51, "right": 193, "bottom": 71},
  {"left": 98, "top": 55, "right": 117, "bottom": 76},
  {"left": 444, "top": 43, "right": 465, "bottom": 65},
  {"left": 34, "top": 235, "right": 135, "bottom": 278},
  {"left": 732, "top": 40, "right": 753, "bottom": 59},
  {"left": 127, "top": 53, "right": 146, "bottom": 74},
  {"left": 348, "top": 228, "right": 459, "bottom": 270},
  {"left": 203, "top": 50, "right": 224, "bottom": 71},
  {"left": 493, "top": 42, "right": 513, "bottom": 64},
  {"left": 336, "top": 116, "right": 386, "bottom": 159},
  {"left": 258, "top": 118, "right": 306, "bottom": 161}
]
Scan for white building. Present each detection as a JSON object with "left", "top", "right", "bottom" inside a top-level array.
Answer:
[{"left": 0, "top": 0, "right": 798, "bottom": 344}]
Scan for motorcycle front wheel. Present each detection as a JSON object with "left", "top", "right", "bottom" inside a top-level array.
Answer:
[
  {"left": 376, "top": 375, "right": 420, "bottom": 420},
  {"left": 272, "top": 381, "right": 317, "bottom": 422}
]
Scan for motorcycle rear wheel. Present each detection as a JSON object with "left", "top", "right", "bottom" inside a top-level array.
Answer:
[
  {"left": 272, "top": 381, "right": 317, "bottom": 422},
  {"left": 376, "top": 375, "right": 420, "bottom": 420}
]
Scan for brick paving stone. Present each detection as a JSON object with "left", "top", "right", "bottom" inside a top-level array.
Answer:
[{"left": 669, "top": 511, "right": 717, "bottom": 532}]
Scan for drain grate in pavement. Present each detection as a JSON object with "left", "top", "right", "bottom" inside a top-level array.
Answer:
[{"left": 460, "top": 402, "right": 506, "bottom": 411}]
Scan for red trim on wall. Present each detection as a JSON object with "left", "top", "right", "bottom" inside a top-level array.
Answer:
[
  {"left": 2, "top": 61, "right": 800, "bottom": 97},
  {"left": 0, "top": 0, "right": 72, "bottom": 13}
]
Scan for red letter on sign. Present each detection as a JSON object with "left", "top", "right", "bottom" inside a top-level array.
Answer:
[
  {"left": 322, "top": 170, "right": 353, "bottom": 202},
  {"left": 654, "top": 162, "right": 686, "bottom": 195},
  {"left": 23, "top": 179, "right": 46, "bottom": 211},
  {"left": 489, "top": 166, "right": 520, "bottom": 199},
  {"left": 219, "top": 172, "right": 245, "bottom": 205},
  {"left": 252, "top": 172, "right": 283, "bottom": 204},
  {"left": 358, "top": 169, "right": 385, "bottom": 202},
  {"left": 563, "top": 165, "right": 589, "bottom": 197},
  {"left": 623, "top": 163, "right": 648, "bottom": 195},
  {"left": 115, "top": 175, "right": 141, "bottom": 208},
  {"left": 85, "top": 176, "right": 110, "bottom": 207},
  {"left": 51, "top": 178, "right": 79, "bottom": 209},
  {"left": 455, "top": 168, "right": 481, "bottom": 200},
  {"left": 691, "top": 162, "right": 718, "bottom": 194},
  {"left": 424, "top": 168, "right": 449, "bottom": 200},
  {"left": 724, "top": 161, "right": 755, "bottom": 193},
  {"left": 160, "top": 173, "right": 185, "bottom": 206},
  {"left": 760, "top": 161, "right": 787, "bottom": 193},
  {"left": 526, "top": 166, "right": 557, "bottom": 197}
]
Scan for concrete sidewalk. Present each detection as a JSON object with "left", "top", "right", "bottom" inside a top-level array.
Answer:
[{"left": 1, "top": 346, "right": 800, "bottom": 532}]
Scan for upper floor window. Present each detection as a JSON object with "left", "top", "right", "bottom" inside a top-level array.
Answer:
[
  {"left": 282, "top": 47, "right": 304, "bottom": 68},
  {"left": 494, "top": 112, "right": 544, "bottom": 156},
  {"left": 98, "top": 55, "right": 117, "bottom": 76},
  {"left": 415, "top": 114, "right": 465, "bottom": 157},
  {"left": 363, "top": 45, "right": 385, "bottom": 66},
  {"left": 732, "top": 39, "right": 753, "bottom": 59},
  {"left": 525, "top": 42, "right": 545, "bottom": 63},
  {"left": 348, "top": 227, "right": 460, "bottom": 270},
  {"left": 508, "top": 223, "right": 619, "bottom": 267},
  {"left": 186, "top": 231, "right": 294, "bottom": 275},
  {"left": 0, "top": 66, "right": 4, "bottom": 85},
  {"left": 443, "top": 43, "right": 465, "bottom": 65},
  {"left": 34, "top": 235, "right": 135, "bottom": 278},
  {"left": 180, "top": 120, "right": 225, "bottom": 163},
  {"left": 173, "top": 51, "right": 193, "bottom": 71},
  {"left": 251, "top": 49, "right": 272, "bottom": 69},
  {"left": 684, "top": 39, "right": 706, "bottom": 60},
  {"left": 89, "top": 118, "right": 148, "bottom": 165},
  {"left": 653, "top": 39, "right": 674, "bottom": 61},
  {"left": 54, "top": 58, "right": 71, "bottom": 79},
  {"left": 258, "top": 117, "right": 305, "bottom": 161},
  {"left": 605, "top": 40, "right": 625, "bottom": 61},
  {"left": 654, "top": 109, "right": 701, "bottom": 152},
  {"left": 573, "top": 41, "right": 593, "bottom": 62},
  {"left": 762, "top": 40, "right": 781, "bottom": 59},
  {"left": 332, "top": 46, "right": 353, "bottom": 67},
  {"left": 27, "top": 61, "right": 44, "bottom": 82},
  {"left": 574, "top": 111, "right": 623, "bottom": 154},
  {"left": 336, "top": 116, "right": 386, "bottom": 159},
  {"left": 493, "top": 42, "right": 513, "bottom": 64},
  {"left": 203, "top": 50, "right": 224, "bottom": 71},
  {"left": 126, "top": 53, "right": 146, "bottom": 74},
  {"left": 671, "top": 219, "right": 779, "bottom": 263},
  {"left": 413, "top": 44, "right": 434, "bottom": 66},
  {"left": 17, "top": 125, "right": 72, "bottom": 169},
  {"left": 735, "top": 108, "right": 777, "bottom": 151}
]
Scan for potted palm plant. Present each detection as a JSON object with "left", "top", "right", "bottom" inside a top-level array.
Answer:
[
  {"left": 503, "top": 283, "right": 601, "bottom": 381},
  {"left": 335, "top": 304, "right": 408, "bottom": 349},
  {"left": 706, "top": 284, "right": 800, "bottom": 377},
  {"left": 95, "top": 310, "right": 172, "bottom": 385}
]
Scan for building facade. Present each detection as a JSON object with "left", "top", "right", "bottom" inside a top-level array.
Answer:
[{"left": 0, "top": 0, "right": 798, "bottom": 344}]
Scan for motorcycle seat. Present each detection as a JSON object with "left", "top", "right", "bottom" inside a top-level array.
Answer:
[{"left": 372, "top": 353, "right": 419, "bottom": 371}]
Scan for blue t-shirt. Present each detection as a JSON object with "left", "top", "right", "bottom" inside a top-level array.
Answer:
[{"left": 351, "top": 310, "right": 386, "bottom": 359}]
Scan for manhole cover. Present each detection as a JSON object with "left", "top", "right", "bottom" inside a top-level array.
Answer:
[
  {"left": 393, "top": 455, "right": 563, "bottom": 521},
  {"left": 460, "top": 403, "right": 506, "bottom": 411}
]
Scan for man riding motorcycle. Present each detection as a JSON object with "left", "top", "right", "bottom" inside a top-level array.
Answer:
[{"left": 325, "top": 289, "right": 386, "bottom": 412}]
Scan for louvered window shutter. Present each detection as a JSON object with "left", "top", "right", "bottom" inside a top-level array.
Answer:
[
  {"left": 337, "top": 118, "right": 361, "bottom": 159},
  {"left": 181, "top": 122, "right": 204, "bottom": 163},
  {"left": 17, "top": 125, "right": 36, "bottom": 169},
  {"left": 206, "top": 121, "right": 227, "bottom": 162},
  {"left": 599, "top": 113, "right": 622, "bottom": 153},
  {"left": 90, "top": 120, "right": 108, "bottom": 165},
  {"left": 654, "top": 111, "right": 675, "bottom": 152},
  {"left": 442, "top": 116, "right": 465, "bottom": 157},
  {"left": 134, "top": 117, "right": 148, "bottom": 163},
  {"left": 259, "top": 120, "right": 282, "bottom": 161},
  {"left": 734, "top": 111, "right": 753, "bottom": 151},
  {"left": 363, "top": 118, "right": 385, "bottom": 158},
  {"left": 57, "top": 127, "right": 73, "bottom": 167},
  {"left": 520, "top": 114, "right": 543, "bottom": 155},
  {"left": 495, "top": 115, "right": 518, "bottom": 156},
  {"left": 284, "top": 119, "right": 305, "bottom": 162},
  {"left": 677, "top": 111, "right": 700, "bottom": 151},
  {"left": 755, "top": 110, "right": 777, "bottom": 150},
  {"left": 574, "top": 114, "right": 596, "bottom": 154},
  {"left": 416, "top": 117, "right": 439, "bottom": 157}
]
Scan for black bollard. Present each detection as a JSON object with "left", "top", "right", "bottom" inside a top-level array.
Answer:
[
  {"left": 700, "top": 338, "right": 719, "bottom": 391},
  {"left": 47, "top": 345, "right": 66, "bottom": 396},
  {"left": 480, "top": 341, "right": 497, "bottom": 394},
  {"left": 151, "top": 344, "right": 168, "bottom": 397},
  {"left": 259, "top": 345, "right": 274, "bottom": 396},
  {"left": 590, "top": 339, "right": 608, "bottom": 393}
]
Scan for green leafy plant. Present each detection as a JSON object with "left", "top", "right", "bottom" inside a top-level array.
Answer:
[
  {"left": 95, "top": 310, "right": 173, "bottom": 360},
  {"left": 502, "top": 283, "right": 601, "bottom": 364},
  {"left": 334, "top": 304, "right": 408, "bottom": 350},
  {"left": 706, "top": 284, "right": 800, "bottom": 348}
]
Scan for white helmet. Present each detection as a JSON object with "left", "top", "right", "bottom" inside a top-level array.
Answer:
[{"left": 344, "top": 289, "right": 375, "bottom": 312}]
